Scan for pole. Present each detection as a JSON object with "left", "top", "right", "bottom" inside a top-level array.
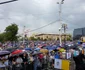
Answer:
[
  {"left": 23, "top": 26, "right": 25, "bottom": 44},
  {"left": 64, "top": 24, "right": 66, "bottom": 46},
  {"left": 59, "top": 28, "right": 62, "bottom": 46},
  {"left": 57, "top": 0, "right": 64, "bottom": 46}
]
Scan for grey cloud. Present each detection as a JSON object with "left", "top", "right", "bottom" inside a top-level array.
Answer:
[{"left": 0, "top": 0, "right": 85, "bottom": 35}]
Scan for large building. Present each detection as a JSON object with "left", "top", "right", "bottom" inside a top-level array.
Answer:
[
  {"left": 73, "top": 27, "right": 85, "bottom": 40},
  {"left": 34, "top": 33, "right": 71, "bottom": 41}
]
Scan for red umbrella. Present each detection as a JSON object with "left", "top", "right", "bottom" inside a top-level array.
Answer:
[{"left": 11, "top": 49, "right": 24, "bottom": 55}]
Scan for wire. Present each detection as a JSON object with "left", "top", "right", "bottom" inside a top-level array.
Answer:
[
  {"left": 0, "top": 0, "right": 18, "bottom": 5},
  {"left": 29, "top": 19, "right": 59, "bottom": 32}
]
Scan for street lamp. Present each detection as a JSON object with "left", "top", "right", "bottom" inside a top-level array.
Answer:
[
  {"left": 62, "top": 24, "right": 67, "bottom": 47},
  {"left": 57, "top": 0, "right": 65, "bottom": 47}
]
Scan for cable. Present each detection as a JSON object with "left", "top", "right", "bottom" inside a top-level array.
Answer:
[
  {"left": 0, "top": 0, "right": 18, "bottom": 5},
  {"left": 29, "top": 19, "right": 59, "bottom": 32}
]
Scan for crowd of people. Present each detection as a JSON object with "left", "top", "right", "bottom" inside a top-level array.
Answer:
[
  {"left": 0, "top": 41, "right": 85, "bottom": 70},
  {"left": 0, "top": 50, "right": 55, "bottom": 70}
]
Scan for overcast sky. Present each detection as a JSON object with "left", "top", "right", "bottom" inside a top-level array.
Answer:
[{"left": 0, "top": 0, "right": 85, "bottom": 35}]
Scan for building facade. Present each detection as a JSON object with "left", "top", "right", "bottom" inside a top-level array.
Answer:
[
  {"left": 73, "top": 27, "right": 85, "bottom": 40},
  {"left": 34, "top": 33, "right": 71, "bottom": 41}
]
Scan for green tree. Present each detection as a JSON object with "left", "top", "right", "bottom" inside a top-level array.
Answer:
[
  {"left": 5, "top": 23, "right": 18, "bottom": 41},
  {"left": 29, "top": 37, "right": 36, "bottom": 41},
  {"left": 37, "top": 37, "right": 40, "bottom": 40},
  {"left": 0, "top": 33, "right": 5, "bottom": 42},
  {"left": 57, "top": 37, "right": 59, "bottom": 40},
  {"left": 48, "top": 38, "right": 52, "bottom": 41},
  {"left": 67, "top": 37, "right": 71, "bottom": 41}
]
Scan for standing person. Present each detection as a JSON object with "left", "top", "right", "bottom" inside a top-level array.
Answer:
[
  {"left": 73, "top": 50, "right": 85, "bottom": 70},
  {"left": 37, "top": 57, "right": 42, "bottom": 70},
  {"left": 16, "top": 56, "right": 23, "bottom": 70},
  {"left": 28, "top": 54, "right": 34, "bottom": 70},
  {"left": 22, "top": 53, "right": 28, "bottom": 70},
  {"left": 33, "top": 55, "right": 37, "bottom": 70},
  {"left": 12, "top": 58, "right": 16, "bottom": 70}
]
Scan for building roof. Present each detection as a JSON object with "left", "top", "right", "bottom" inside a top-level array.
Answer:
[{"left": 35, "top": 33, "right": 70, "bottom": 36}]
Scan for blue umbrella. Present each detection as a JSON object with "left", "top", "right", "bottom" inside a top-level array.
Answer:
[
  {"left": 24, "top": 48, "right": 32, "bottom": 51},
  {"left": 34, "top": 48, "right": 40, "bottom": 51},
  {"left": 46, "top": 47, "right": 56, "bottom": 50}
]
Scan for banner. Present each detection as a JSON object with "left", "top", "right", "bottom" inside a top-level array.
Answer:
[
  {"left": 54, "top": 59, "right": 70, "bottom": 70},
  {"left": 62, "top": 60, "right": 70, "bottom": 70},
  {"left": 54, "top": 59, "right": 62, "bottom": 69},
  {"left": 66, "top": 52, "right": 71, "bottom": 59}
]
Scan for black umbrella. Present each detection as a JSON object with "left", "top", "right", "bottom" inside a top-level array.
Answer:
[
  {"left": 0, "top": 51, "right": 10, "bottom": 56},
  {"left": 4, "top": 47, "right": 18, "bottom": 53}
]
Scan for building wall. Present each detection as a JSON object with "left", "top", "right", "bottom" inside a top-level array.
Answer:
[
  {"left": 73, "top": 27, "right": 85, "bottom": 40},
  {"left": 35, "top": 34, "right": 71, "bottom": 41}
]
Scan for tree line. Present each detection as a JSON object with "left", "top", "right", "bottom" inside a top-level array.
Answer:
[{"left": 0, "top": 23, "right": 18, "bottom": 43}]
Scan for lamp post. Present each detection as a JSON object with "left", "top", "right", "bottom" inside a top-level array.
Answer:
[
  {"left": 57, "top": 0, "right": 64, "bottom": 46},
  {"left": 62, "top": 24, "right": 67, "bottom": 47}
]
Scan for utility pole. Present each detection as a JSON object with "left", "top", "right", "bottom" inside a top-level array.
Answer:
[
  {"left": 57, "top": 0, "right": 64, "bottom": 46},
  {"left": 0, "top": 0, "right": 18, "bottom": 5},
  {"left": 62, "top": 24, "right": 67, "bottom": 44}
]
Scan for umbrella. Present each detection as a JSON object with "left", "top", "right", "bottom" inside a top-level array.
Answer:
[
  {"left": 24, "top": 48, "right": 32, "bottom": 51},
  {"left": 4, "top": 47, "right": 18, "bottom": 53},
  {"left": 34, "top": 48, "right": 40, "bottom": 51},
  {"left": 59, "top": 48, "right": 66, "bottom": 52},
  {"left": 11, "top": 49, "right": 24, "bottom": 55},
  {"left": 0, "top": 51, "right": 10, "bottom": 56},
  {"left": 40, "top": 49, "right": 48, "bottom": 54},
  {"left": 32, "top": 51, "right": 41, "bottom": 55},
  {"left": 47, "top": 47, "right": 57, "bottom": 50}
]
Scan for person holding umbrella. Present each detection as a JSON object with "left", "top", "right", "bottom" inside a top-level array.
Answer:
[
  {"left": 22, "top": 53, "right": 28, "bottom": 70},
  {"left": 73, "top": 48, "right": 85, "bottom": 70},
  {"left": 15, "top": 56, "right": 23, "bottom": 70}
]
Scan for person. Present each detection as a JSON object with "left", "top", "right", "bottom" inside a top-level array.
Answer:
[
  {"left": 37, "top": 57, "right": 42, "bottom": 70},
  {"left": 16, "top": 56, "right": 23, "bottom": 70},
  {"left": 73, "top": 49, "right": 85, "bottom": 70},
  {"left": 12, "top": 58, "right": 16, "bottom": 70},
  {"left": 33, "top": 54, "right": 38, "bottom": 70},
  {"left": 28, "top": 54, "right": 34, "bottom": 70},
  {"left": 0, "top": 56, "right": 6, "bottom": 70},
  {"left": 22, "top": 53, "right": 28, "bottom": 70}
]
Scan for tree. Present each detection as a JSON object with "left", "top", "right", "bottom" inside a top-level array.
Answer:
[
  {"left": 67, "top": 37, "right": 72, "bottom": 41},
  {"left": 37, "top": 37, "right": 40, "bottom": 40},
  {"left": 57, "top": 37, "right": 59, "bottom": 41},
  {"left": 48, "top": 38, "right": 52, "bottom": 41},
  {"left": 5, "top": 23, "right": 18, "bottom": 41},
  {"left": 29, "top": 37, "right": 36, "bottom": 41},
  {"left": 0, "top": 33, "right": 5, "bottom": 42}
]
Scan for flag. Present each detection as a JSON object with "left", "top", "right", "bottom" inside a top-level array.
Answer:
[{"left": 54, "top": 59, "right": 62, "bottom": 69}]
